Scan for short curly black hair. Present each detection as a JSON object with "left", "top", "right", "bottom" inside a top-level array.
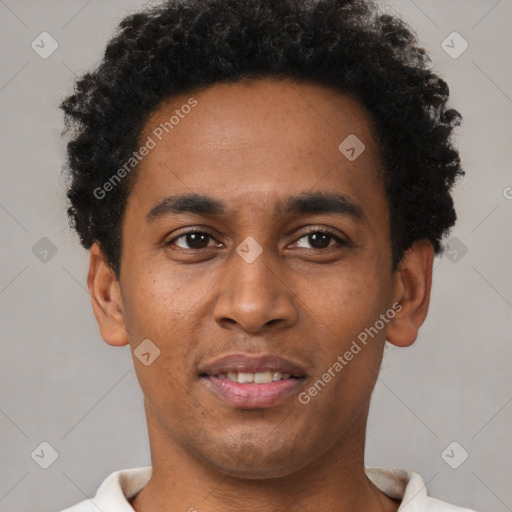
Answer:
[{"left": 61, "top": 0, "right": 463, "bottom": 279}]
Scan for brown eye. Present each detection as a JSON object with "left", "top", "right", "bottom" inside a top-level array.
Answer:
[
  {"left": 307, "top": 232, "right": 332, "bottom": 249},
  {"left": 294, "top": 229, "right": 346, "bottom": 250},
  {"left": 168, "top": 231, "right": 216, "bottom": 250}
]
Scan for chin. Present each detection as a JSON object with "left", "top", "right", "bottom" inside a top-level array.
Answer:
[
  {"left": 195, "top": 435, "right": 313, "bottom": 480},
  {"left": 210, "top": 457, "right": 307, "bottom": 480}
]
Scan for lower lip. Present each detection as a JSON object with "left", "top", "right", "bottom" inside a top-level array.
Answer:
[{"left": 203, "top": 376, "right": 305, "bottom": 409}]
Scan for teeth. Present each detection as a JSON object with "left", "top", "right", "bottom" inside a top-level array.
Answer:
[
  {"left": 219, "top": 371, "right": 293, "bottom": 383},
  {"left": 253, "top": 371, "right": 273, "bottom": 384},
  {"left": 237, "top": 372, "right": 254, "bottom": 384}
]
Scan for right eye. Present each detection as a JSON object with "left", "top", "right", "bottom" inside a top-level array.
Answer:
[{"left": 166, "top": 230, "right": 221, "bottom": 250}]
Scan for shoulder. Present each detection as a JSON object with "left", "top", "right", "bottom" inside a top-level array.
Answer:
[
  {"left": 366, "top": 467, "right": 478, "bottom": 512},
  {"left": 59, "top": 467, "right": 152, "bottom": 511}
]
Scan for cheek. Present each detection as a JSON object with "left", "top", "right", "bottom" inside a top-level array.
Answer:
[
  {"left": 121, "top": 266, "right": 206, "bottom": 388},
  {"left": 307, "top": 264, "right": 388, "bottom": 341},
  {"left": 300, "top": 270, "right": 389, "bottom": 413},
  {"left": 121, "top": 264, "right": 187, "bottom": 337},
  {"left": 301, "top": 264, "right": 393, "bottom": 402},
  {"left": 123, "top": 275, "right": 194, "bottom": 416}
]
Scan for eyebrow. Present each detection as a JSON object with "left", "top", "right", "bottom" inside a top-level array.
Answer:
[
  {"left": 279, "top": 191, "right": 363, "bottom": 219},
  {"left": 146, "top": 194, "right": 226, "bottom": 222},
  {"left": 146, "top": 192, "right": 364, "bottom": 223}
]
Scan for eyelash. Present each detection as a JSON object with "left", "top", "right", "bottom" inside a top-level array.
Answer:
[{"left": 165, "top": 227, "right": 348, "bottom": 251}]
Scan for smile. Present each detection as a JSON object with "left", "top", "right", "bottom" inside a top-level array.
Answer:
[
  {"left": 216, "top": 371, "right": 292, "bottom": 383},
  {"left": 199, "top": 353, "right": 307, "bottom": 408}
]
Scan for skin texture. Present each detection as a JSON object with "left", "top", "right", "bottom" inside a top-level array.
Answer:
[{"left": 88, "top": 77, "right": 434, "bottom": 512}]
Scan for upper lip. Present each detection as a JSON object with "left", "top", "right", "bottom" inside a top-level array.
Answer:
[{"left": 199, "top": 353, "right": 307, "bottom": 377}]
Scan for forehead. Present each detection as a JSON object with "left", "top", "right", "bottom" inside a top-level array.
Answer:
[{"left": 127, "top": 77, "right": 385, "bottom": 219}]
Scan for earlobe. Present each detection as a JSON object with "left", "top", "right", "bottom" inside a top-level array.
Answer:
[
  {"left": 87, "top": 242, "right": 129, "bottom": 347},
  {"left": 386, "top": 240, "right": 434, "bottom": 348}
]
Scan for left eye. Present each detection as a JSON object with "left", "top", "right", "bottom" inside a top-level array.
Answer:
[
  {"left": 294, "top": 230, "right": 345, "bottom": 250},
  {"left": 170, "top": 232, "right": 219, "bottom": 250}
]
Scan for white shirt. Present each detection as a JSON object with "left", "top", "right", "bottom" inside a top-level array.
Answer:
[{"left": 60, "top": 466, "right": 477, "bottom": 511}]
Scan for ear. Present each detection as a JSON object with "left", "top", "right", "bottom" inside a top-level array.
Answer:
[
  {"left": 386, "top": 239, "right": 434, "bottom": 347},
  {"left": 87, "top": 242, "right": 129, "bottom": 347}
]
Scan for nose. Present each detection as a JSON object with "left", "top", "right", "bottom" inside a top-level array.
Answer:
[{"left": 212, "top": 249, "right": 298, "bottom": 334}]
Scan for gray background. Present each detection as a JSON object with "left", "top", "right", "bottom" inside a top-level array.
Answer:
[{"left": 0, "top": 0, "right": 511, "bottom": 511}]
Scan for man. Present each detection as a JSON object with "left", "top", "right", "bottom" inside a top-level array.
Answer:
[{"left": 60, "top": 0, "right": 476, "bottom": 510}]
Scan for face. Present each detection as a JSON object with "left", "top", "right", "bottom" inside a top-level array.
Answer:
[{"left": 96, "top": 77, "right": 411, "bottom": 479}]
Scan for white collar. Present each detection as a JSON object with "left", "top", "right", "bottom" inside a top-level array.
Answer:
[{"left": 62, "top": 466, "right": 476, "bottom": 511}]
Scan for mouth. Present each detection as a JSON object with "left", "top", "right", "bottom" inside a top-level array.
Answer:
[
  {"left": 198, "top": 353, "right": 307, "bottom": 409},
  {"left": 209, "top": 370, "right": 296, "bottom": 383}
]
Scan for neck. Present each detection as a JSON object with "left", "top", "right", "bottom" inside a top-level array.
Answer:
[{"left": 131, "top": 401, "right": 399, "bottom": 512}]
